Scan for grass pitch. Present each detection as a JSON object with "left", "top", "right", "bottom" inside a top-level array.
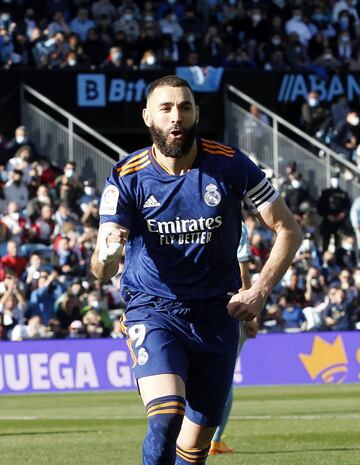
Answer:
[{"left": 1, "top": 384, "right": 360, "bottom": 465}]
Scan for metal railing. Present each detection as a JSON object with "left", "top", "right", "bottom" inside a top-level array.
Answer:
[
  {"left": 225, "top": 85, "right": 360, "bottom": 200},
  {"left": 20, "top": 85, "right": 128, "bottom": 193}
]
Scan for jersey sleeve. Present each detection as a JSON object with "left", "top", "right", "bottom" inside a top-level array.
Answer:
[
  {"left": 99, "top": 166, "right": 134, "bottom": 230},
  {"left": 230, "top": 150, "right": 279, "bottom": 214}
]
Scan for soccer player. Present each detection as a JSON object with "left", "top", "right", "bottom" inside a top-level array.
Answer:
[
  {"left": 91, "top": 75, "right": 302, "bottom": 465},
  {"left": 209, "top": 222, "right": 257, "bottom": 455}
]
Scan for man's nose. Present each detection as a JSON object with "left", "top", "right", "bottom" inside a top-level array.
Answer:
[{"left": 170, "top": 107, "right": 181, "bottom": 123}]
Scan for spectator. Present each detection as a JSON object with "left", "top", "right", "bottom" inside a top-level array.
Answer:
[
  {"left": 95, "top": 14, "right": 114, "bottom": 46},
  {"left": 1, "top": 201, "right": 28, "bottom": 244},
  {"left": 70, "top": 7, "right": 96, "bottom": 43},
  {"left": 317, "top": 176, "right": 352, "bottom": 252},
  {"left": 3, "top": 169, "right": 29, "bottom": 209},
  {"left": 285, "top": 8, "right": 312, "bottom": 46},
  {"left": 11, "top": 315, "right": 47, "bottom": 340},
  {"left": 27, "top": 270, "right": 66, "bottom": 325},
  {"left": 27, "top": 184, "right": 53, "bottom": 221},
  {"left": 0, "top": 276, "right": 26, "bottom": 339},
  {"left": 54, "top": 161, "right": 83, "bottom": 203},
  {"left": 28, "top": 204, "right": 56, "bottom": 245},
  {"left": 335, "top": 234, "right": 357, "bottom": 269},
  {"left": 242, "top": 7, "right": 270, "bottom": 62},
  {"left": 284, "top": 172, "right": 312, "bottom": 218},
  {"left": 304, "top": 266, "right": 327, "bottom": 307},
  {"left": 112, "top": 7, "right": 140, "bottom": 41},
  {"left": 82, "top": 309, "right": 104, "bottom": 337},
  {"left": 67, "top": 319, "right": 86, "bottom": 338},
  {"left": 159, "top": 9, "right": 183, "bottom": 42},
  {"left": 100, "top": 44, "right": 124, "bottom": 69},
  {"left": 332, "top": 110, "right": 360, "bottom": 161},
  {"left": 5, "top": 125, "right": 37, "bottom": 159},
  {"left": 301, "top": 91, "right": 332, "bottom": 138},
  {"left": 278, "top": 271, "right": 306, "bottom": 307},
  {"left": 48, "top": 11, "right": 71, "bottom": 38},
  {"left": 139, "top": 49, "right": 160, "bottom": 70},
  {"left": 261, "top": 303, "right": 284, "bottom": 333},
  {"left": 284, "top": 32, "right": 309, "bottom": 69},
  {"left": 80, "top": 290, "right": 113, "bottom": 335},
  {"left": 312, "top": 47, "right": 342, "bottom": 71},
  {"left": 324, "top": 287, "right": 353, "bottom": 330},
  {"left": 55, "top": 290, "right": 83, "bottom": 331},
  {"left": 0, "top": 240, "right": 27, "bottom": 278},
  {"left": 50, "top": 235, "right": 80, "bottom": 276},
  {"left": 6, "top": 145, "right": 33, "bottom": 183},
  {"left": 280, "top": 294, "right": 308, "bottom": 332}
]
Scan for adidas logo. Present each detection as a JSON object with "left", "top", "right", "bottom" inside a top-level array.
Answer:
[{"left": 143, "top": 195, "right": 160, "bottom": 208}]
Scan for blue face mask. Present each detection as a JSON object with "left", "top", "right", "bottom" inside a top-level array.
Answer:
[{"left": 312, "top": 14, "right": 324, "bottom": 22}]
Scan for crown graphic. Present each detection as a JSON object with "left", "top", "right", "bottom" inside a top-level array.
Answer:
[{"left": 299, "top": 336, "right": 348, "bottom": 383}]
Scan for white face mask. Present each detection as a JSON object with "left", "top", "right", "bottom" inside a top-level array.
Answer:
[
  {"left": 11, "top": 212, "right": 20, "bottom": 220},
  {"left": 342, "top": 243, "right": 353, "bottom": 251},
  {"left": 84, "top": 187, "right": 95, "bottom": 196},
  {"left": 291, "top": 180, "right": 302, "bottom": 189},
  {"left": 146, "top": 55, "right": 156, "bottom": 65},
  {"left": 68, "top": 59, "right": 76, "bottom": 66},
  {"left": 330, "top": 178, "right": 339, "bottom": 188},
  {"left": 38, "top": 195, "right": 49, "bottom": 202},
  {"left": 64, "top": 169, "right": 74, "bottom": 178},
  {"left": 16, "top": 136, "right": 26, "bottom": 144},
  {"left": 308, "top": 98, "right": 318, "bottom": 107},
  {"left": 350, "top": 116, "right": 359, "bottom": 126},
  {"left": 252, "top": 14, "right": 261, "bottom": 22}
]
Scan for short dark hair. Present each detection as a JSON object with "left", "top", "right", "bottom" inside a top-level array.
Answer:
[{"left": 146, "top": 75, "right": 194, "bottom": 100}]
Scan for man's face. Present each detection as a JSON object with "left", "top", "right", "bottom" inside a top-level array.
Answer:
[{"left": 143, "top": 86, "right": 199, "bottom": 159}]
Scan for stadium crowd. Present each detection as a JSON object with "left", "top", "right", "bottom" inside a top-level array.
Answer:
[
  {"left": 0, "top": 123, "right": 359, "bottom": 342},
  {"left": 1, "top": 0, "right": 360, "bottom": 71}
]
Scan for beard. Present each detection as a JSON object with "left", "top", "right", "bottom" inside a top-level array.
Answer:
[{"left": 149, "top": 122, "right": 198, "bottom": 159}]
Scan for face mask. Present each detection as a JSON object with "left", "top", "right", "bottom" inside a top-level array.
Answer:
[
  {"left": 144, "top": 15, "right": 153, "bottom": 22},
  {"left": 92, "top": 301, "right": 100, "bottom": 309},
  {"left": 11, "top": 212, "right": 20, "bottom": 220},
  {"left": 340, "top": 17, "right": 349, "bottom": 26},
  {"left": 308, "top": 98, "right": 318, "bottom": 107},
  {"left": 252, "top": 14, "right": 261, "bottom": 22},
  {"left": 272, "top": 38, "right": 281, "bottom": 46},
  {"left": 350, "top": 117, "right": 359, "bottom": 126},
  {"left": 38, "top": 195, "right": 49, "bottom": 202},
  {"left": 170, "top": 14, "right": 177, "bottom": 21},
  {"left": 111, "top": 51, "right": 122, "bottom": 61},
  {"left": 187, "top": 34, "right": 195, "bottom": 42},
  {"left": 293, "top": 15, "right": 302, "bottom": 22},
  {"left": 68, "top": 59, "right": 76, "bottom": 66},
  {"left": 312, "top": 14, "right": 324, "bottom": 22},
  {"left": 168, "top": 0, "right": 176, "bottom": 4},
  {"left": 1, "top": 13, "right": 10, "bottom": 22},
  {"left": 124, "top": 14, "right": 133, "bottom": 21},
  {"left": 341, "top": 35, "right": 350, "bottom": 42},
  {"left": 16, "top": 136, "right": 26, "bottom": 144},
  {"left": 291, "top": 180, "right": 302, "bottom": 189},
  {"left": 64, "top": 169, "right": 74, "bottom": 178},
  {"left": 354, "top": 276, "right": 360, "bottom": 285},
  {"left": 324, "top": 54, "right": 333, "bottom": 60},
  {"left": 330, "top": 178, "right": 339, "bottom": 188},
  {"left": 146, "top": 55, "right": 156, "bottom": 65},
  {"left": 342, "top": 243, "right": 353, "bottom": 251},
  {"left": 84, "top": 187, "right": 95, "bottom": 196}
]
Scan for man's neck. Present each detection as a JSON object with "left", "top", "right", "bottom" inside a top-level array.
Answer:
[{"left": 153, "top": 141, "right": 197, "bottom": 175}]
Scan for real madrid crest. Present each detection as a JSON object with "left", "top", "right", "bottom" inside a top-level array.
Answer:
[{"left": 204, "top": 183, "right": 221, "bottom": 207}]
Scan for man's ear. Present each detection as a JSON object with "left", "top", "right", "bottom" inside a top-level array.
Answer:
[
  {"left": 195, "top": 105, "right": 200, "bottom": 124},
  {"left": 142, "top": 108, "right": 151, "bottom": 128}
]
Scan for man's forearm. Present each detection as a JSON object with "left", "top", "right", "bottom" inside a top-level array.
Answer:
[{"left": 252, "top": 228, "right": 302, "bottom": 299}]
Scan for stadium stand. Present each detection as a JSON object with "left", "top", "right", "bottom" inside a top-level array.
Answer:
[{"left": 1, "top": 0, "right": 360, "bottom": 340}]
